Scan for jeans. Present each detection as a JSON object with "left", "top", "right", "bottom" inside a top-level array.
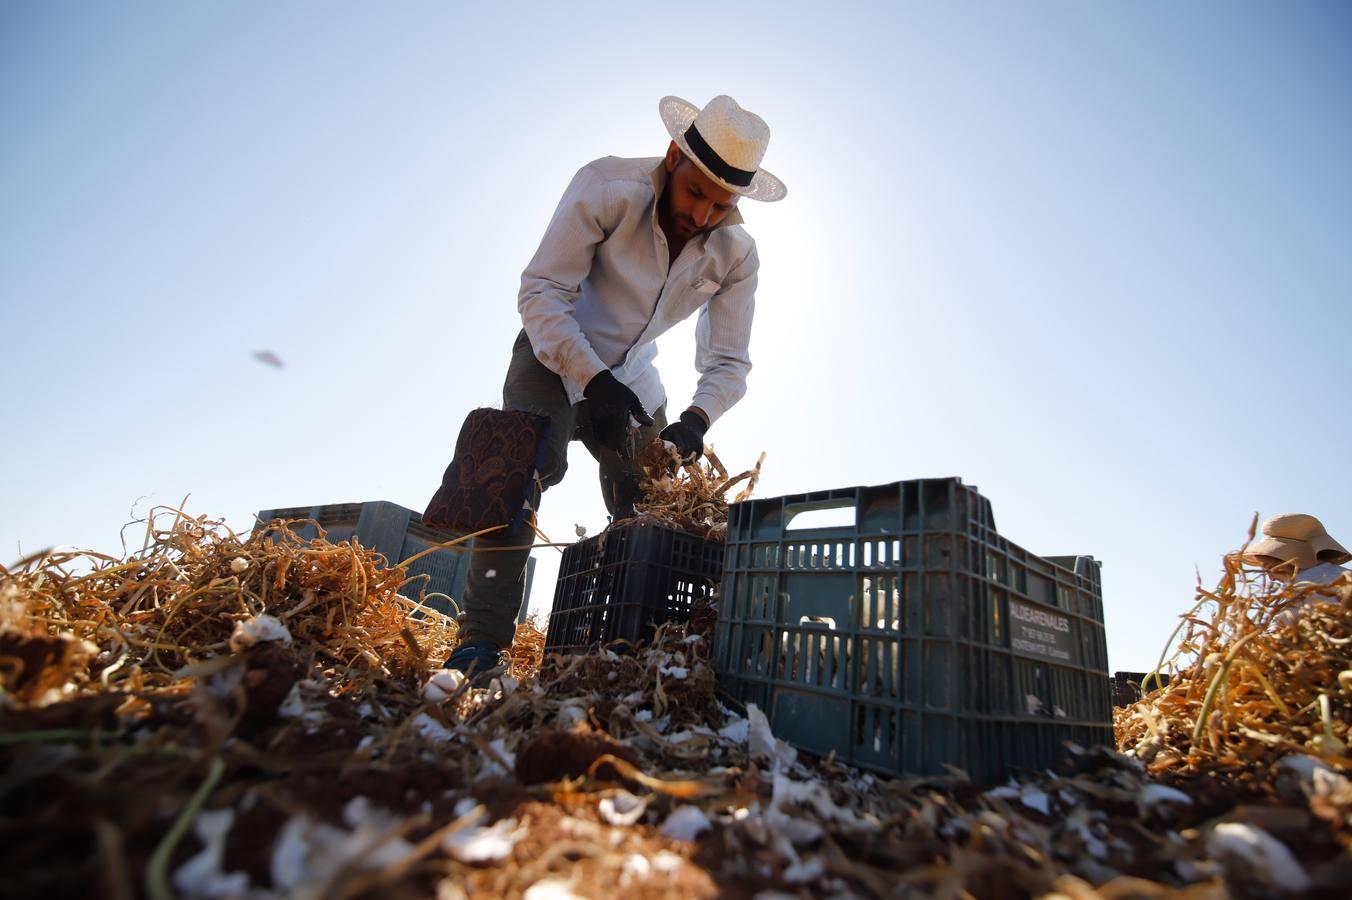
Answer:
[{"left": 455, "top": 330, "right": 667, "bottom": 648}]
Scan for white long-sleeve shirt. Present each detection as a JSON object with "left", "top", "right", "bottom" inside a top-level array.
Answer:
[
  {"left": 517, "top": 156, "right": 758, "bottom": 425},
  {"left": 1292, "top": 562, "right": 1350, "bottom": 588},
  {"left": 1274, "top": 561, "right": 1350, "bottom": 624}
]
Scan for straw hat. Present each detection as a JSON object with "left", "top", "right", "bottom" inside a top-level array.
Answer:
[
  {"left": 1243, "top": 513, "right": 1351, "bottom": 570},
  {"left": 660, "top": 95, "right": 786, "bottom": 202}
]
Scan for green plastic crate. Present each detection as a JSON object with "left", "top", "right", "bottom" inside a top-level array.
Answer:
[{"left": 712, "top": 478, "right": 1111, "bottom": 783}]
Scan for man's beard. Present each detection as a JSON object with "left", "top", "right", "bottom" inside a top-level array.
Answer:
[{"left": 660, "top": 192, "right": 706, "bottom": 240}]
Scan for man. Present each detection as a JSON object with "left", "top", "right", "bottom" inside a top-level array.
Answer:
[{"left": 445, "top": 95, "right": 786, "bottom": 675}]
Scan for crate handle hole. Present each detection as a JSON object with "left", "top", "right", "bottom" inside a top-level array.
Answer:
[
  {"left": 799, "top": 615, "right": 837, "bottom": 630},
  {"left": 785, "top": 504, "right": 856, "bottom": 531}
]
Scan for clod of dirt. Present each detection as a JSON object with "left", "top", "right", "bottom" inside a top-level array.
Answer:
[
  {"left": 239, "top": 643, "right": 305, "bottom": 727},
  {"left": 0, "top": 691, "right": 126, "bottom": 733},
  {"left": 515, "top": 726, "right": 642, "bottom": 785}
]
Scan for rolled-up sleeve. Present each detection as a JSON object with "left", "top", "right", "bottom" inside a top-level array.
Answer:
[
  {"left": 691, "top": 244, "right": 757, "bottom": 424},
  {"left": 518, "top": 165, "right": 613, "bottom": 388}
]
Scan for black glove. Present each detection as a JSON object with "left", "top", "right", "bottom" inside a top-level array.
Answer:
[
  {"left": 659, "top": 410, "right": 709, "bottom": 462},
  {"left": 583, "top": 370, "right": 653, "bottom": 457}
]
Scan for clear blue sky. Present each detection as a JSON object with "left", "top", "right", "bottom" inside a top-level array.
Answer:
[{"left": 3, "top": 1, "right": 1349, "bottom": 672}]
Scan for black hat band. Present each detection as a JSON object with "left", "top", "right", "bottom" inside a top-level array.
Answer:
[{"left": 683, "top": 124, "right": 755, "bottom": 187}]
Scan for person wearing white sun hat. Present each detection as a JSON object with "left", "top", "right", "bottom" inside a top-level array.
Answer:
[
  {"left": 444, "top": 95, "right": 785, "bottom": 676},
  {"left": 1241, "top": 513, "right": 1351, "bottom": 628},
  {"left": 1242, "top": 512, "right": 1351, "bottom": 586}
]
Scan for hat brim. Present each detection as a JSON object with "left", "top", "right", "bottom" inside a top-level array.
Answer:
[
  {"left": 660, "top": 95, "right": 787, "bottom": 203},
  {"left": 1242, "top": 535, "right": 1319, "bottom": 571},
  {"left": 1313, "top": 536, "right": 1352, "bottom": 565}
]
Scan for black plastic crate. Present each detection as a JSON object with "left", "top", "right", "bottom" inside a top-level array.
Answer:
[
  {"left": 713, "top": 477, "right": 1112, "bottom": 784},
  {"left": 545, "top": 521, "right": 724, "bottom": 652},
  {"left": 1112, "top": 670, "right": 1170, "bottom": 707}
]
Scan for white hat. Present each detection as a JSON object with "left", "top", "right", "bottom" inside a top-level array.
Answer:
[
  {"left": 1242, "top": 512, "right": 1351, "bottom": 570},
  {"left": 660, "top": 95, "right": 786, "bottom": 202}
]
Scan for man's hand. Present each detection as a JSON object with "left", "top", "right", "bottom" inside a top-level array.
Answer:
[
  {"left": 583, "top": 370, "right": 653, "bottom": 458},
  {"left": 659, "top": 409, "right": 709, "bottom": 462}
]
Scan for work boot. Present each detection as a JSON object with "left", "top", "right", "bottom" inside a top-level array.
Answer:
[{"left": 442, "top": 639, "right": 504, "bottom": 685}]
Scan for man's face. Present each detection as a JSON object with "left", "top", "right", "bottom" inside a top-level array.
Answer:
[{"left": 660, "top": 142, "right": 739, "bottom": 240}]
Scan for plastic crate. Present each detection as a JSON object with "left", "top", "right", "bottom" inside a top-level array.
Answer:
[
  {"left": 713, "top": 478, "right": 1112, "bottom": 784},
  {"left": 1112, "top": 670, "right": 1169, "bottom": 707},
  {"left": 254, "top": 501, "right": 535, "bottom": 622},
  {"left": 546, "top": 521, "right": 724, "bottom": 652}
]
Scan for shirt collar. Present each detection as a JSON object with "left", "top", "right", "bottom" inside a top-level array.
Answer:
[{"left": 648, "top": 160, "right": 746, "bottom": 230}]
